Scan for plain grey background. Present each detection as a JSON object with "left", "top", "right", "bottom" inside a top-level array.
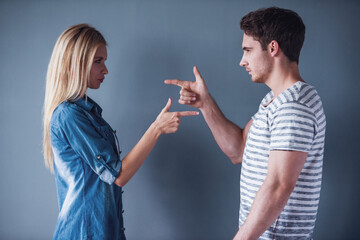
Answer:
[{"left": 1, "top": 0, "right": 359, "bottom": 239}]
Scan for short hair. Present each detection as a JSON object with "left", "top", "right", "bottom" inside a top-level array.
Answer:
[
  {"left": 43, "top": 24, "right": 107, "bottom": 171},
  {"left": 240, "top": 7, "right": 305, "bottom": 63}
]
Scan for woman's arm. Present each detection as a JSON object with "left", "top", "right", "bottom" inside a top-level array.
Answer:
[{"left": 114, "top": 98, "right": 198, "bottom": 187}]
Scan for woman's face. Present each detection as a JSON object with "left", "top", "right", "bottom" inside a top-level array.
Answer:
[{"left": 88, "top": 44, "right": 108, "bottom": 89}]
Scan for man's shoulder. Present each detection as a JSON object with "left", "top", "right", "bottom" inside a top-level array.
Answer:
[
  {"left": 296, "top": 82, "right": 321, "bottom": 105},
  {"left": 278, "top": 82, "right": 321, "bottom": 110}
]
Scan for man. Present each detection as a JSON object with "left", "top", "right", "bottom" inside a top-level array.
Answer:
[{"left": 165, "top": 7, "right": 326, "bottom": 240}]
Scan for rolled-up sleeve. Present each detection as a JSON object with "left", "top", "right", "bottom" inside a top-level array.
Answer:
[{"left": 52, "top": 106, "right": 121, "bottom": 185}]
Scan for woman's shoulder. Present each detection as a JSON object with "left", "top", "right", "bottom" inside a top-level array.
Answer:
[{"left": 51, "top": 102, "right": 84, "bottom": 128}]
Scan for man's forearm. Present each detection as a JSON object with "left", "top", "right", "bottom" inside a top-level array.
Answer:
[
  {"left": 234, "top": 180, "right": 293, "bottom": 240},
  {"left": 200, "top": 94, "right": 245, "bottom": 164}
]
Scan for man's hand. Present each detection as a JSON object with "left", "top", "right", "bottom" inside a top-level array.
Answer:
[
  {"left": 154, "top": 98, "right": 199, "bottom": 134},
  {"left": 165, "top": 66, "right": 249, "bottom": 164},
  {"left": 164, "top": 66, "right": 209, "bottom": 109}
]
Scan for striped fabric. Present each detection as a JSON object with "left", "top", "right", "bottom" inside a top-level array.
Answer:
[{"left": 239, "top": 81, "right": 326, "bottom": 239}]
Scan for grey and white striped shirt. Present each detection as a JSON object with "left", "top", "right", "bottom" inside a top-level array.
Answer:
[{"left": 239, "top": 81, "right": 326, "bottom": 239}]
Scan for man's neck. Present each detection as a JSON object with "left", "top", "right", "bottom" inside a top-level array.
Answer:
[{"left": 265, "top": 60, "right": 303, "bottom": 98}]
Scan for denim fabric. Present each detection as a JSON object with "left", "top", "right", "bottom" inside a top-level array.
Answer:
[{"left": 50, "top": 96, "right": 126, "bottom": 240}]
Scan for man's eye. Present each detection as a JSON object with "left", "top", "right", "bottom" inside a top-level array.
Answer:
[{"left": 95, "top": 60, "right": 101, "bottom": 63}]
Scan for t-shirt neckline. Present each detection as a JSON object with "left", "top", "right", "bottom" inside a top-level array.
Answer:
[{"left": 262, "top": 81, "right": 305, "bottom": 108}]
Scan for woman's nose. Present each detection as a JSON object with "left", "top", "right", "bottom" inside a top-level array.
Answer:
[{"left": 103, "top": 65, "right": 108, "bottom": 75}]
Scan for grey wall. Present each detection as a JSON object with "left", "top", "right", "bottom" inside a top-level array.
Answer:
[{"left": 1, "top": 0, "right": 359, "bottom": 239}]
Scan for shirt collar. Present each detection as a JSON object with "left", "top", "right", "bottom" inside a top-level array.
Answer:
[{"left": 72, "top": 96, "right": 103, "bottom": 116}]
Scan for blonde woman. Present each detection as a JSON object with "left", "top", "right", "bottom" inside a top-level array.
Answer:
[{"left": 43, "top": 24, "right": 198, "bottom": 240}]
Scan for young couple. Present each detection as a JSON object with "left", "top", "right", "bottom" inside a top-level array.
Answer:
[{"left": 44, "top": 7, "right": 325, "bottom": 240}]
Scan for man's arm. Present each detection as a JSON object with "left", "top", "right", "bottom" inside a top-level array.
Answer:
[
  {"left": 200, "top": 95, "right": 252, "bottom": 164},
  {"left": 165, "top": 66, "right": 251, "bottom": 164},
  {"left": 233, "top": 150, "right": 308, "bottom": 240}
]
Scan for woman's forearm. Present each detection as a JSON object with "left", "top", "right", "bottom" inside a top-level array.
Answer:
[
  {"left": 113, "top": 98, "right": 198, "bottom": 187},
  {"left": 114, "top": 123, "right": 161, "bottom": 187}
]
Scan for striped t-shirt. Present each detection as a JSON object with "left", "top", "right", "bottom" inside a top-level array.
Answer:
[{"left": 239, "top": 81, "right": 326, "bottom": 239}]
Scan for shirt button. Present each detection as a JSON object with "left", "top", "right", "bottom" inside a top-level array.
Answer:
[
  {"left": 97, "top": 156, "right": 101, "bottom": 160},
  {"left": 121, "top": 227, "right": 125, "bottom": 231},
  {"left": 119, "top": 151, "right": 122, "bottom": 154},
  {"left": 121, "top": 190, "right": 124, "bottom": 194},
  {"left": 122, "top": 210, "right": 124, "bottom": 213}
]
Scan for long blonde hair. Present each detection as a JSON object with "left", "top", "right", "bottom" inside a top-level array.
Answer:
[{"left": 43, "top": 24, "right": 107, "bottom": 171}]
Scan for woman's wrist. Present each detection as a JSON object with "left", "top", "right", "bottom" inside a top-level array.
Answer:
[{"left": 149, "top": 121, "right": 162, "bottom": 139}]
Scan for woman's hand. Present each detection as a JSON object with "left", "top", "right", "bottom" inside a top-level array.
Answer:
[
  {"left": 154, "top": 98, "right": 199, "bottom": 134},
  {"left": 114, "top": 98, "right": 198, "bottom": 187}
]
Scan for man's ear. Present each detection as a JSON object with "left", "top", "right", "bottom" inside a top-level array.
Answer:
[{"left": 268, "top": 40, "right": 280, "bottom": 57}]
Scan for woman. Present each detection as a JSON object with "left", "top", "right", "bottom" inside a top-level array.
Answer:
[{"left": 43, "top": 24, "right": 198, "bottom": 240}]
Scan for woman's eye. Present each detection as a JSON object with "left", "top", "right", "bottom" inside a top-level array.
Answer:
[{"left": 95, "top": 60, "right": 101, "bottom": 63}]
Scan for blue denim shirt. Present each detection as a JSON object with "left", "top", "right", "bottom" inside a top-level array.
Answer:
[{"left": 50, "top": 96, "right": 126, "bottom": 240}]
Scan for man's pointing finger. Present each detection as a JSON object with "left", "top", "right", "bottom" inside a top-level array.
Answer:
[{"left": 164, "top": 79, "right": 190, "bottom": 89}]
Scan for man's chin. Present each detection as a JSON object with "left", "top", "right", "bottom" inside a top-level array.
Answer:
[
  {"left": 251, "top": 76, "right": 259, "bottom": 82},
  {"left": 251, "top": 76, "right": 265, "bottom": 84}
]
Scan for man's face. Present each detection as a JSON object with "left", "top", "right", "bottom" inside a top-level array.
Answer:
[
  {"left": 88, "top": 44, "right": 108, "bottom": 89},
  {"left": 240, "top": 34, "right": 272, "bottom": 83}
]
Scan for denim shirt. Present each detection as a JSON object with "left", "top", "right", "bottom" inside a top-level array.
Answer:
[{"left": 50, "top": 96, "right": 126, "bottom": 240}]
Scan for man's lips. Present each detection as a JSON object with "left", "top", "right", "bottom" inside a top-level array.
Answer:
[{"left": 98, "top": 78, "right": 104, "bottom": 83}]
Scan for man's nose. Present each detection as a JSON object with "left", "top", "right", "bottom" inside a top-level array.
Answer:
[{"left": 239, "top": 56, "right": 247, "bottom": 67}]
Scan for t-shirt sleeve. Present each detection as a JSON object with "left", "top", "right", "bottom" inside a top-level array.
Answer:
[
  {"left": 269, "top": 102, "right": 316, "bottom": 152},
  {"left": 52, "top": 107, "right": 121, "bottom": 185}
]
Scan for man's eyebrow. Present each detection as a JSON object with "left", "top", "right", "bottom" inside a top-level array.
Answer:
[
  {"left": 243, "top": 46, "right": 252, "bottom": 51},
  {"left": 94, "top": 56, "right": 104, "bottom": 59}
]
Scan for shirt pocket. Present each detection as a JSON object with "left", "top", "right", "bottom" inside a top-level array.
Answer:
[
  {"left": 97, "top": 125, "right": 112, "bottom": 139},
  {"left": 97, "top": 125, "right": 121, "bottom": 156},
  {"left": 80, "top": 109, "right": 121, "bottom": 157}
]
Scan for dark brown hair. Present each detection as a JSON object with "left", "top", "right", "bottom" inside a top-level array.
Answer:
[{"left": 240, "top": 7, "right": 305, "bottom": 63}]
